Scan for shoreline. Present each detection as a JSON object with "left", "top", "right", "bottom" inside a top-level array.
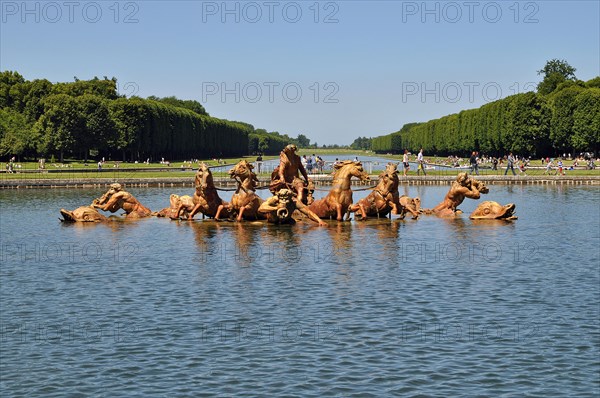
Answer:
[{"left": 1, "top": 175, "right": 599, "bottom": 189}]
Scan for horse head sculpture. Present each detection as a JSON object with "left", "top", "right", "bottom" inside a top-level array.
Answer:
[
  {"left": 347, "top": 162, "right": 400, "bottom": 220},
  {"left": 308, "top": 161, "right": 370, "bottom": 221},
  {"left": 215, "top": 159, "right": 264, "bottom": 221},
  {"left": 187, "top": 163, "right": 229, "bottom": 220}
]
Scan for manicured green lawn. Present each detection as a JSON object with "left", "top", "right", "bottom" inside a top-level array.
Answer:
[
  {"left": 297, "top": 148, "right": 373, "bottom": 156},
  {"left": 2, "top": 152, "right": 598, "bottom": 180}
]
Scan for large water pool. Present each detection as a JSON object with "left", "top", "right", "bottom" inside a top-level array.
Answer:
[{"left": 1, "top": 185, "right": 599, "bottom": 396}]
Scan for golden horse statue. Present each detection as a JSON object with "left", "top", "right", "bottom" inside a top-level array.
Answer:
[
  {"left": 185, "top": 163, "right": 230, "bottom": 220},
  {"left": 216, "top": 160, "right": 265, "bottom": 221},
  {"left": 308, "top": 160, "right": 370, "bottom": 221},
  {"left": 156, "top": 194, "right": 195, "bottom": 219},
  {"left": 347, "top": 162, "right": 400, "bottom": 220},
  {"left": 347, "top": 163, "right": 421, "bottom": 220},
  {"left": 381, "top": 162, "right": 420, "bottom": 219}
]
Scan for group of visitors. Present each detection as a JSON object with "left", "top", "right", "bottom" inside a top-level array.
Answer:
[
  {"left": 401, "top": 148, "right": 428, "bottom": 176},
  {"left": 398, "top": 149, "right": 592, "bottom": 176},
  {"left": 301, "top": 154, "right": 326, "bottom": 174},
  {"left": 543, "top": 159, "right": 564, "bottom": 175}
]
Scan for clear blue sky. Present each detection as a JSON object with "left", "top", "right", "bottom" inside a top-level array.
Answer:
[{"left": 1, "top": 0, "right": 599, "bottom": 145}]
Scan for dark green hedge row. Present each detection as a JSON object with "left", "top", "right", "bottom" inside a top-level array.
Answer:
[
  {"left": 372, "top": 80, "right": 600, "bottom": 157},
  {"left": 0, "top": 72, "right": 249, "bottom": 161},
  {"left": 248, "top": 132, "right": 288, "bottom": 155}
]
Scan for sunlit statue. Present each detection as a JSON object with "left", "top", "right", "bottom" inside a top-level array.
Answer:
[
  {"left": 308, "top": 160, "right": 370, "bottom": 221},
  {"left": 347, "top": 163, "right": 399, "bottom": 220},
  {"left": 347, "top": 162, "right": 420, "bottom": 220},
  {"left": 92, "top": 183, "right": 152, "bottom": 218},
  {"left": 60, "top": 206, "right": 108, "bottom": 222},
  {"left": 470, "top": 201, "right": 517, "bottom": 220},
  {"left": 269, "top": 144, "right": 311, "bottom": 204},
  {"left": 398, "top": 195, "right": 421, "bottom": 219},
  {"left": 305, "top": 179, "right": 316, "bottom": 205},
  {"left": 155, "top": 194, "right": 195, "bottom": 219},
  {"left": 427, "top": 172, "right": 489, "bottom": 217},
  {"left": 216, "top": 160, "right": 264, "bottom": 221},
  {"left": 186, "top": 163, "right": 231, "bottom": 220},
  {"left": 258, "top": 188, "right": 327, "bottom": 226}
]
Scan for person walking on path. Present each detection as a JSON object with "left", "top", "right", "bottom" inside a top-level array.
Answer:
[
  {"left": 402, "top": 149, "right": 410, "bottom": 176},
  {"left": 544, "top": 159, "right": 553, "bottom": 175},
  {"left": 417, "top": 148, "right": 427, "bottom": 176},
  {"left": 306, "top": 155, "right": 314, "bottom": 174},
  {"left": 557, "top": 160, "right": 564, "bottom": 176},
  {"left": 469, "top": 151, "right": 479, "bottom": 176},
  {"left": 504, "top": 153, "right": 516, "bottom": 175}
]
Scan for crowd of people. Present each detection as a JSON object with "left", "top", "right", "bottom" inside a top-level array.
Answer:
[
  {"left": 398, "top": 150, "right": 598, "bottom": 176},
  {"left": 300, "top": 154, "right": 326, "bottom": 174},
  {"left": 3, "top": 150, "right": 598, "bottom": 176}
]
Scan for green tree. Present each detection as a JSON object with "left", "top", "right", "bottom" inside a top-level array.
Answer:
[
  {"left": 0, "top": 71, "right": 26, "bottom": 108},
  {"left": 571, "top": 88, "right": 600, "bottom": 153},
  {"left": 0, "top": 108, "right": 33, "bottom": 158},
  {"left": 296, "top": 134, "right": 310, "bottom": 147},
  {"left": 507, "top": 92, "right": 550, "bottom": 156},
  {"left": 77, "top": 94, "right": 117, "bottom": 161},
  {"left": 586, "top": 77, "right": 600, "bottom": 89},
  {"left": 109, "top": 97, "right": 148, "bottom": 161},
  {"left": 258, "top": 136, "right": 270, "bottom": 153},
  {"left": 148, "top": 95, "right": 209, "bottom": 116},
  {"left": 350, "top": 136, "right": 371, "bottom": 150},
  {"left": 52, "top": 77, "right": 118, "bottom": 100},
  {"left": 33, "top": 94, "right": 83, "bottom": 161},
  {"left": 22, "top": 79, "right": 53, "bottom": 122},
  {"left": 537, "top": 59, "right": 577, "bottom": 95},
  {"left": 548, "top": 85, "right": 584, "bottom": 154}
]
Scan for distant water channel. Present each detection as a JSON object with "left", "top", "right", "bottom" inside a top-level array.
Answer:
[
  {"left": 212, "top": 154, "right": 442, "bottom": 176},
  {"left": 1, "top": 185, "right": 599, "bottom": 397}
]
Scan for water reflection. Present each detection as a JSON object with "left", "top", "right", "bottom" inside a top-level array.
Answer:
[
  {"left": 262, "top": 222, "right": 303, "bottom": 265},
  {"left": 2, "top": 186, "right": 600, "bottom": 397},
  {"left": 328, "top": 221, "right": 353, "bottom": 252},
  {"left": 443, "top": 216, "right": 468, "bottom": 241}
]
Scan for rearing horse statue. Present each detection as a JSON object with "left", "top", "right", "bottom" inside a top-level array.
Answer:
[
  {"left": 347, "top": 162, "right": 420, "bottom": 220},
  {"left": 308, "top": 160, "right": 370, "bottom": 221},
  {"left": 184, "top": 163, "right": 230, "bottom": 220},
  {"left": 215, "top": 160, "right": 265, "bottom": 221},
  {"left": 347, "top": 162, "right": 400, "bottom": 220}
]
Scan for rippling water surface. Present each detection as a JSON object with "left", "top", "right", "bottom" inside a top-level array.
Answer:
[{"left": 1, "top": 184, "right": 599, "bottom": 397}]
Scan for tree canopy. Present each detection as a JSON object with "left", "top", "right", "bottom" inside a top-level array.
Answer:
[
  {"left": 537, "top": 59, "right": 577, "bottom": 95},
  {"left": 371, "top": 61, "right": 598, "bottom": 157},
  {"left": 0, "top": 72, "right": 249, "bottom": 160},
  {"left": 0, "top": 72, "right": 312, "bottom": 161}
]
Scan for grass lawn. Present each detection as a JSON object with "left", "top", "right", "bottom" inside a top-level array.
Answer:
[
  {"left": 1, "top": 155, "right": 275, "bottom": 180},
  {"left": 2, "top": 152, "right": 598, "bottom": 180},
  {"left": 296, "top": 148, "right": 373, "bottom": 156}
]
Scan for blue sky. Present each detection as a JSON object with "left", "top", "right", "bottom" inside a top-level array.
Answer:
[{"left": 1, "top": 0, "right": 599, "bottom": 145}]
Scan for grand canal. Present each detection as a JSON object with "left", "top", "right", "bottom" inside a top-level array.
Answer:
[{"left": 1, "top": 184, "right": 598, "bottom": 396}]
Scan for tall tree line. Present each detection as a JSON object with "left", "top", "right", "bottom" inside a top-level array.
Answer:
[
  {"left": 0, "top": 72, "right": 250, "bottom": 161},
  {"left": 372, "top": 61, "right": 599, "bottom": 157}
]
